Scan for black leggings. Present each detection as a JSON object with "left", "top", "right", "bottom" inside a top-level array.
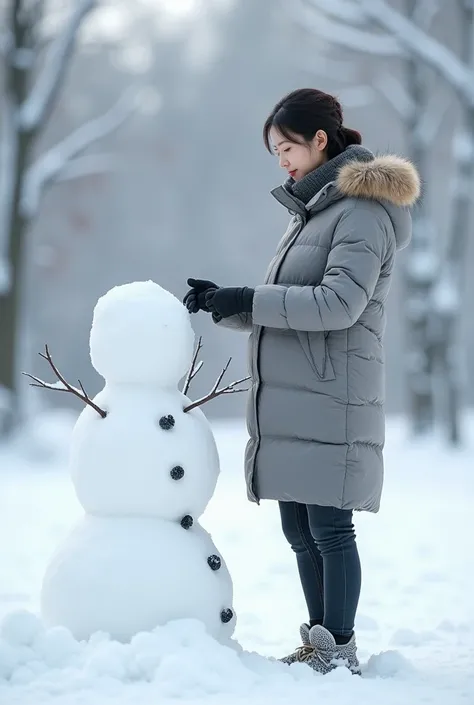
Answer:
[{"left": 278, "top": 501, "right": 361, "bottom": 638}]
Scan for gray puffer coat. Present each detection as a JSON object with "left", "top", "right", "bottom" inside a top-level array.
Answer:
[{"left": 217, "top": 148, "right": 420, "bottom": 512}]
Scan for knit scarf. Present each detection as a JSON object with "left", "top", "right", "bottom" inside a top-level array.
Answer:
[{"left": 285, "top": 144, "right": 374, "bottom": 205}]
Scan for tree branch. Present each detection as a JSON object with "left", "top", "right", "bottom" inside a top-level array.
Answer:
[
  {"left": 19, "top": 0, "right": 97, "bottom": 131},
  {"left": 413, "top": 88, "right": 450, "bottom": 146},
  {"left": 0, "top": 258, "right": 11, "bottom": 295},
  {"left": 359, "top": 0, "right": 474, "bottom": 105},
  {"left": 0, "top": 29, "right": 13, "bottom": 57},
  {"left": 336, "top": 85, "right": 377, "bottom": 108},
  {"left": 295, "top": 53, "right": 362, "bottom": 82},
  {"left": 48, "top": 153, "right": 117, "bottom": 185},
  {"left": 0, "top": 98, "right": 17, "bottom": 252},
  {"left": 304, "top": 0, "right": 368, "bottom": 26},
  {"left": 288, "top": 0, "right": 402, "bottom": 56},
  {"left": 20, "top": 87, "right": 138, "bottom": 218},
  {"left": 413, "top": 0, "right": 442, "bottom": 29},
  {"left": 373, "top": 70, "right": 416, "bottom": 121}
]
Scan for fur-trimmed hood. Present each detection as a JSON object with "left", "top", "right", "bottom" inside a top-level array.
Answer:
[
  {"left": 271, "top": 146, "right": 419, "bottom": 250},
  {"left": 337, "top": 155, "right": 420, "bottom": 207}
]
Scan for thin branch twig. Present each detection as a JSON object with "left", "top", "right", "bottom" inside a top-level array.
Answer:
[
  {"left": 182, "top": 336, "right": 203, "bottom": 396},
  {"left": 183, "top": 357, "right": 250, "bottom": 413},
  {"left": 22, "top": 344, "right": 107, "bottom": 417}
]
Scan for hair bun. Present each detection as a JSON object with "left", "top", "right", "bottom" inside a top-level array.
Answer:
[{"left": 340, "top": 126, "right": 362, "bottom": 147}]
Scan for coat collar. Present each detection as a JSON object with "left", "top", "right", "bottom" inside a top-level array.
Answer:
[
  {"left": 336, "top": 154, "right": 420, "bottom": 207},
  {"left": 271, "top": 152, "right": 420, "bottom": 216}
]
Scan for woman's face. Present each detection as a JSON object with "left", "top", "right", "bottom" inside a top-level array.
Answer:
[{"left": 269, "top": 126, "right": 328, "bottom": 181}]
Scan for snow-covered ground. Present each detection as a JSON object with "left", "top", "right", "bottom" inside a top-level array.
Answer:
[{"left": 1, "top": 414, "right": 473, "bottom": 704}]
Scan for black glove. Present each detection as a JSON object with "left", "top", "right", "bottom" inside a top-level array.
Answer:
[
  {"left": 205, "top": 286, "right": 255, "bottom": 319},
  {"left": 183, "top": 278, "right": 219, "bottom": 314}
]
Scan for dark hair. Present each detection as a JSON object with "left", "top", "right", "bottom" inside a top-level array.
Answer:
[{"left": 263, "top": 88, "right": 362, "bottom": 160}]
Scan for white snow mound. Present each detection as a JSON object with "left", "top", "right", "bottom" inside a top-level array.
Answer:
[
  {"left": 0, "top": 610, "right": 436, "bottom": 704},
  {"left": 0, "top": 612, "right": 307, "bottom": 694}
]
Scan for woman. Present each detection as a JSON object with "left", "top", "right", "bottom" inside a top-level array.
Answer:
[{"left": 183, "top": 88, "right": 420, "bottom": 674}]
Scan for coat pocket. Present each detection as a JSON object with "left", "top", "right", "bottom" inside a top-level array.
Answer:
[{"left": 295, "top": 330, "right": 336, "bottom": 381}]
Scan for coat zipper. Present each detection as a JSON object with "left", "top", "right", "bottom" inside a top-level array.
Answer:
[{"left": 249, "top": 214, "right": 306, "bottom": 501}]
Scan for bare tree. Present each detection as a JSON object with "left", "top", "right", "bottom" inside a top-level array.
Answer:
[
  {"left": 0, "top": 0, "right": 136, "bottom": 437},
  {"left": 383, "top": 0, "right": 443, "bottom": 437},
  {"left": 428, "top": 0, "right": 474, "bottom": 444},
  {"left": 290, "top": 0, "right": 474, "bottom": 443}
]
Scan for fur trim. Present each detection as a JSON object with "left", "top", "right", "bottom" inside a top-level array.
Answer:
[{"left": 337, "top": 155, "right": 420, "bottom": 207}]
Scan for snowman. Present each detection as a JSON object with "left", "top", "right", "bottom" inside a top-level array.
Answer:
[{"left": 24, "top": 281, "right": 249, "bottom": 644}]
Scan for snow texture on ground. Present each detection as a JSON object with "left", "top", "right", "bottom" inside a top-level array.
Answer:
[{"left": 1, "top": 414, "right": 473, "bottom": 704}]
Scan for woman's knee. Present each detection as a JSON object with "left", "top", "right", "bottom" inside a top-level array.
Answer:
[{"left": 307, "top": 505, "right": 356, "bottom": 552}]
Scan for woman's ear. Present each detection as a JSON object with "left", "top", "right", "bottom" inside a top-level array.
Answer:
[{"left": 314, "top": 130, "right": 328, "bottom": 152}]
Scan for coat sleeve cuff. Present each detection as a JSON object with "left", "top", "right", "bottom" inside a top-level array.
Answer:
[
  {"left": 252, "top": 284, "right": 290, "bottom": 329},
  {"left": 213, "top": 312, "right": 253, "bottom": 331}
]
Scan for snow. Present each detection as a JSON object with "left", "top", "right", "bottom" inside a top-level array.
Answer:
[
  {"left": 1, "top": 415, "right": 473, "bottom": 704},
  {"left": 24, "top": 378, "right": 72, "bottom": 392},
  {"left": 89, "top": 281, "right": 194, "bottom": 385},
  {"left": 70, "top": 387, "right": 220, "bottom": 519},
  {"left": 41, "top": 516, "right": 234, "bottom": 643}
]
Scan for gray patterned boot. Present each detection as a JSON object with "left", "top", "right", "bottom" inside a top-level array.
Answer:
[
  {"left": 279, "top": 623, "right": 314, "bottom": 664},
  {"left": 306, "top": 625, "right": 361, "bottom": 675}
]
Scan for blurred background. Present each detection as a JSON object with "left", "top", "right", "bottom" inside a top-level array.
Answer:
[{"left": 1, "top": 0, "right": 473, "bottom": 451}]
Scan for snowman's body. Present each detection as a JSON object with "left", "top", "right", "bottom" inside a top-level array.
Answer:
[
  {"left": 42, "top": 516, "right": 233, "bottom": 643},
  {"left": 41, "top": 282, "right": 236, "bottom": 643},
  {"left": 70, "top": 388, "right": 219, "bottom": 520}
]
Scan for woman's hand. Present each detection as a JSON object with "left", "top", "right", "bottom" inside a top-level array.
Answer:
[
  {"left": 183, "top": 278, "right": 219, "bottom": 313},
  {"left": 205, "top": 286, "right": 254, "bottom": 319}
]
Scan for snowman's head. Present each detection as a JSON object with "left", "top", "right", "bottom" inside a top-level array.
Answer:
[{"left": 89, "top": 281, "right": 194, "bottom": 386}]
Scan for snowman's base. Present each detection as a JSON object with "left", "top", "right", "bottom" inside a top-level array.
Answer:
[{"left": 41, "top": 515, "right": 235, "bottom": 643}]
